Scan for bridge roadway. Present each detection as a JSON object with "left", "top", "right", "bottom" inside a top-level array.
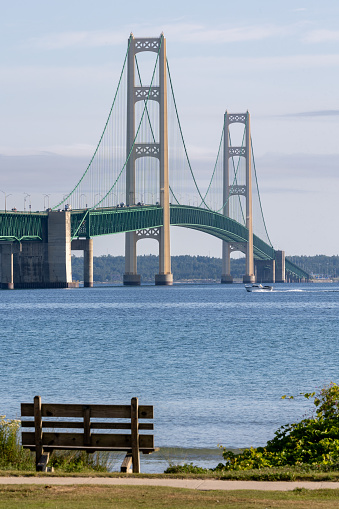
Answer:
[{"left": 0, "top": 205, "right": 309, "bottom": 281}]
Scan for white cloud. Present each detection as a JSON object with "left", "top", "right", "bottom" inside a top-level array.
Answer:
[{"left": 304, "top": 29, "right": 339, "bottom": 43}]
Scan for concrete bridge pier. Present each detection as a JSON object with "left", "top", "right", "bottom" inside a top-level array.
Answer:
[
  {"left": 71, "top": 238, "right": 94, "bottom": 287},
  {"left": 0, "top": 243, "right": 15, "bottom": 289},
  {"left": 255, "top": 259, "right": 275, "bottom": 283},
  {"left": 155, "top": 226, "right": 173, "bottom": 285},
  {"left": 123, "top": 232, "right": 141, "bottom": 285},
  {"left": 221, "top": 242, "right": 233, "bottom": 283},
  {"left": 48, "top": 211, "right": 77, "bottom": 288},
  {"left": 274, "top": 250, "right": 286, "bottom": 283},
  {"left": 13, "top": 241, "right": 49, "bottom": 288}
]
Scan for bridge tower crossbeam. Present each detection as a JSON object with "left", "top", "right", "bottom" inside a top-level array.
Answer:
[{"left": 123, "top": 33, "right": 173, "bottom": 286}]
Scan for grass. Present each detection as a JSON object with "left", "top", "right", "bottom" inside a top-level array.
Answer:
[
  {"left": 1, "top": 485, "right": 339, "bottom": 509},
  {"left": 2, "top": 468, "right": 339, "bottom": 482},
  {"left": 0, "top": 416, "right": 34, "bottom": 471},
  {"left": 164, "top": 463, "right": 339, "bottom": 481}
]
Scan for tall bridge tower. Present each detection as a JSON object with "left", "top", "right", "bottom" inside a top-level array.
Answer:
[
  {"left": 123, "top": 34, "right": 173, "bottom": 286},
  {"left": 221, "top": 112, "right": 255, "bottom": 284}
]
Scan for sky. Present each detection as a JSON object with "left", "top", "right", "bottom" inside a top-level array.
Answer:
[{"left": 1, "top": 0, "right": 339, "bottom": 258}]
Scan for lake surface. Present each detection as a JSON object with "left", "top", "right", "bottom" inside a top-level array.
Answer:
[{"left": 0, "top": 282, "right": 338, "bottom": 471}]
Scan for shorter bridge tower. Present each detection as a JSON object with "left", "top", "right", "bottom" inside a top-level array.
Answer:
[
  {"left": 221, "top": 111, "right": 255, "bottom": 284},
  {"left": 123, "top": 34, "right": 173, "bottom": 286}
]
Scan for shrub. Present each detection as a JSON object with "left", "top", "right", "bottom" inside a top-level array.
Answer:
[
  {"left": 164, "top": 463, "right": 212, "bottom": 474},
  {"left": 49, "top": 450, "right": 109, "bottom": 472},
  {"left": 0, "top": 415, "right": 34, "bottom": 470},
  {"left": 219, "top": 383, "right": 339, "bottom": 471}
]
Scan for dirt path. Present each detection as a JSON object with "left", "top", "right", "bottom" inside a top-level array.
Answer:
[{"left": 0, "top": 477, "right": 339, "bottom": 491}]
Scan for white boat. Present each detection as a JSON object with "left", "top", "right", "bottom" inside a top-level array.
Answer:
[{"left": 245, "top": 283, "right": 273, "bottom": 292}]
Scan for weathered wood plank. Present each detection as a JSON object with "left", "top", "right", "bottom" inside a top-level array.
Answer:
[
  {"left": 21, "top": 403, "right": 153, "bottom": 419},
  {"left": 21, "top": 421, "right": 153, "bottom": 430},
  {"left": 23, "top": 445, "right": 156, "bottom": 453},
  {"left": 83, "top": 406, "right": 91, "bottom": 446},
  {"left": 22, "top": 432, "right": 154, "bottom": 449},
  {"left": 36, "top": 452, "right": 50, "bottom": 472},
  {"left": 131, "top": 397, "right": 140, "bottom": 474},
  {"left": 120, "top": 453, "right": 133, "bottom": 473},
  {"left": 34, "top": 396, "right": 43, "bottom": 471}
]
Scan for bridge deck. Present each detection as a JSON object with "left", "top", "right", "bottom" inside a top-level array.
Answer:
[{"left": 0, "top": 206, "right": 309, "bottom": 279}]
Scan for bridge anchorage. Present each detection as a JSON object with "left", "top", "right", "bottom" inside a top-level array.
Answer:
[{"left": 0, "top": 33, "right": 310, "bottom": 289}]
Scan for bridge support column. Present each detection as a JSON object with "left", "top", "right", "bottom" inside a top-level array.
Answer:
[
  {"left": 255, "top": 259, "right": 275, "bottom": 283},
  {"left": 124, "top": 33, "right": 172, "bottom": 286},
  {"left": 221, "top": 112, "right": 233, "bottom": 284},
  {"left": 222, "top": 112, "right": 255, "bottom": 284},
  {"left": 71, "top": 238, "right": 93, "bottom": 287},
  {"left": 275, "top": 250, "right": 285, "bottom": 283},
  {"left": 84, "top": 239, "right": 93, "bottom": 287},
  {"left": 13, "top": 241, "right": 49, "bottom": 288},
  {"left": 1, "top": 243, "right": 14, "bottom": 289},
  {"left": 155, "top": 216, "right": 173, "bottom": 285},
  {"left": 124, "top": 34, "right": 140, "bottom": 286},
  {"left": 243, "top": 112, "right": 255, "bottom": 284},
  {"left": 48, "top": 211, "right": 77, "bottom": 288},
  {"left": 123, "top": 232, "right": 141, "bottom": 285},
  {"left": 221, "top": 243, "right": 233, "bottom": 283},
  {"left": 156, "top": 34, "right": 173, "bottom": 286}
]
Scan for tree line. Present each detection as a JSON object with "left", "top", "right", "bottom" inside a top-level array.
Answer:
[{"left": 71, "top": 254, "right": 339, "bottom": 282}]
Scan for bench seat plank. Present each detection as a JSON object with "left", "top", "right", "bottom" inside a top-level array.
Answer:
[
  {"left": 21, "top": 403, "right": 153, "bottom": 419},
  {"left": 22, "top": 432, "right": 154, "bottom": 449},
  {"left": 22, "top": 445, "right": 156, "bottom": 453},
  {"left": 21, "top": 421, "right": 153, "bottom": 430}
]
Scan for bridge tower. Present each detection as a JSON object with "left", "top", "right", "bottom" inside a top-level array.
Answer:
[
  {"left": 221, "top": 112, "right": 255, "bottom": 284},
  {"left": 123, "top": 34, "right": 173, "bottom": 286}
]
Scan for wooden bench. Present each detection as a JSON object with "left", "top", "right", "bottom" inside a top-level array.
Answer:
[{"left": 21, "top": 396, "right": 156, "bottom": 473}]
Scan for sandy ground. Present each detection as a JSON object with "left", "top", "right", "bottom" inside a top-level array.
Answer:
[{"left": 0, "top": 477, "right": 339, "bottom": 491}]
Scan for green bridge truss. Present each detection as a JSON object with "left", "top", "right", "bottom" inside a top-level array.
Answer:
[{"left": 0, "top": 206, "right": 310, "bottom": 280}]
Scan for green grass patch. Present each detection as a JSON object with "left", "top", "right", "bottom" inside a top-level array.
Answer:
[
  {"left": 2, "top": 467, "right": 339, "bottom": 482},
  {"left": 1, "top": 485, "right": 339, "bottom": 509}
]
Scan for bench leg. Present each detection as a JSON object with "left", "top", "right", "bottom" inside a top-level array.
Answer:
[
  {"left": 120, "top": 453, "right": 133, "bottom": 473},
  {"left": 36, "top": 452, "right": 50, "bottom": 472},
  {"left": 131, "top": 397, "right": 140, "bottom": 473}
]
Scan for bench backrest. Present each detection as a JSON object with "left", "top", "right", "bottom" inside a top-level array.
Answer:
[{"left": 21, "top": 396, "right": 154, "bottom": 451}]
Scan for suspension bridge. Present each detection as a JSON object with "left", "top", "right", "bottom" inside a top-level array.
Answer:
[{"left": 0, "top": 34, "right": 309, "bottom": 289}]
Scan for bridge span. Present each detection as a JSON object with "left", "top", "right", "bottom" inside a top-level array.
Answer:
[
  {"left": 0, "top": 206, "right": 309, "bottom": 289},
  {"left": 0, "top": 33, "right": 310, "bottom": 288}
]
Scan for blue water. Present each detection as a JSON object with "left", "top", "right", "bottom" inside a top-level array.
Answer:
[{"left": 0, "top": 283, "right": 338, "bottom": 471}]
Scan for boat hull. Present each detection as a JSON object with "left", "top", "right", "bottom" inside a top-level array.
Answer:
[{"left": 245, "top": 284, "right": 273, "bottom": 292}]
